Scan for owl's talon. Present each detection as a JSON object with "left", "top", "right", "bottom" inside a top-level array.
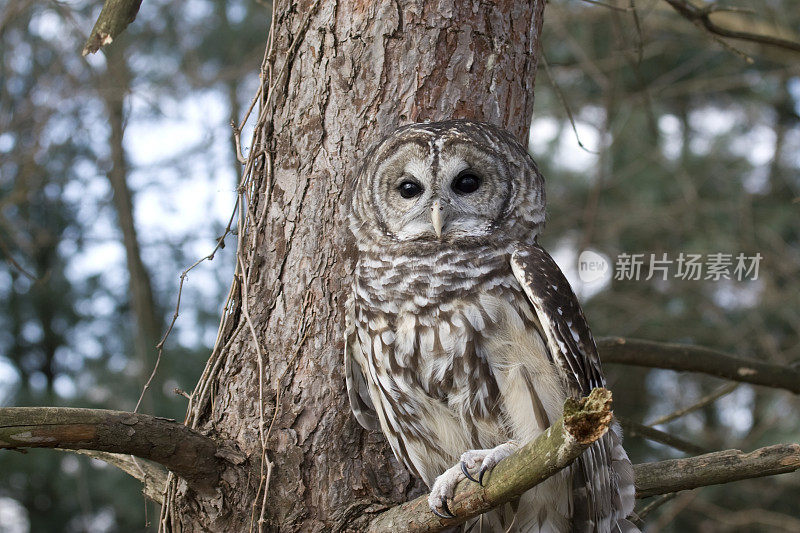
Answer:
[
  {"left": 461, "top": 461, "right": 479, "bottom": 483},
  {"left": 431, "top": 499, "right": 455, "bottom": 519},
  {"left": 478, "top": 465, "right": 488, "bottom": 486}
]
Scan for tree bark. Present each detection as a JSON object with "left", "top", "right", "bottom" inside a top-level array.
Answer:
[{"left": 162, "top": 1, "right": 546, "bottom": 531}]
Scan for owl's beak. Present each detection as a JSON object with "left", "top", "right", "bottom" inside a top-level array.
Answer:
[{"left": 431, "top": 200, "right": 444, "bottom": 239}]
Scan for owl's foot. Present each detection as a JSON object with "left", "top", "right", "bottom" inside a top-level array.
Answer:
[
  {"left": 428, "top": 463, "right": 461, "bottom": 518},
  {"left": 427, "top": 441, "right": 520, "bottom": 519},
  {"left": 459, "top": 441, "right": 519, "bottom": 486}
]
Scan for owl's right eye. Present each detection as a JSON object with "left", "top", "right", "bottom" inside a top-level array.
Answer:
[{"left": 397, "top": 180, "right": 423, "bottom": 199}]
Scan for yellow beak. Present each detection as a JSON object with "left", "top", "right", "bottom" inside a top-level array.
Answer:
[{"left": 431, "top": 200, "right": 443, "bottom": 239}]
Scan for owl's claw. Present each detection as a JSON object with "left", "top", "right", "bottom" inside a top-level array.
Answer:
[
  {"left": 428, "top": 463, "right": 463, "bottom": 520},
  {"left": 478, "top": 465, "right": 488, "bottom": 486},
  {"left": 431, "top": 500, "right": 455, "bottom": 520},
  {"left": 460, "top": 460, "right": 479, "bottom": 483}
]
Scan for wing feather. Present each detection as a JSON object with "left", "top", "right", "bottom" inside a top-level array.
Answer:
[{"left": 510, "top": 243, "right": 604, "bottom": 397}]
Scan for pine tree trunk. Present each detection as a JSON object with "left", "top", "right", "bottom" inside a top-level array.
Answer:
[{"left": 165, "top": 1, "right": 546, "bottom": 530}]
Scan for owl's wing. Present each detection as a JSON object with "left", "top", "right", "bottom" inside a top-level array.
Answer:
[
  {"left": 344, "top": 296, "right": 380, "bottom": 430},
  {"left": 511, "top": 243, "right": 638, "bottom": 531},
  {"left": 510, "top": 242, "right": 604, "bottom": 398}
]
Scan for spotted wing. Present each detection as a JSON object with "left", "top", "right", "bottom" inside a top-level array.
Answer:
[{"left": 511, "top": 242, "right": 605, "bottom": 397}]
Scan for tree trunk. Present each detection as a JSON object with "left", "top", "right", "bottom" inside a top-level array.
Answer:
[{"left": 163, "top": 1, "right": 545, "bottom": 530}]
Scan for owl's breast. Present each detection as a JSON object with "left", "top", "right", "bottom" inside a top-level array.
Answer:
[{"left": 357, "top": 269, "right": 560, "bottom": 411}]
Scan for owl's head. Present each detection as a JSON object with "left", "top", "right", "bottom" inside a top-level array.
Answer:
[{"left": 350, "top": 120, "right": 545, "bottom": 252}]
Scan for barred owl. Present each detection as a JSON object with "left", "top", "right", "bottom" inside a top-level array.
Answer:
[{"left": 345, "top": 120, "right": 637, "bottom": 532}]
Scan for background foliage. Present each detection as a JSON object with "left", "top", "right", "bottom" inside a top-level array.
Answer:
[{"left": 0, "top": 0, "right": 797, "bottom": 531}]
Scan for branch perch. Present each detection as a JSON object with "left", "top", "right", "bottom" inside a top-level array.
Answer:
[
  {"left": 366, "top": 383, "right": 799, "bottom": 533},
  {"left": 597, "top": 337, "right": 800, "bottom": 394},
  {"left": 0, "top": 407, "right": 221, "bottom": 492},
  {"left": 368, "top": 388, "right": 614, "bottom": 533}
]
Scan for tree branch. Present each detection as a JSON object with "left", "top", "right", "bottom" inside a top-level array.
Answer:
[
  {"left": 662, "top": 0, "right": 800, "bottom": 54},
  {"left": 0, "top": 407, "right": 222, "bottom": 492},
  {"left": 634, "top": 443, "right": 800, "bottom": 498},
  {"left": 82, "top": 0, "right": 143, "bottom": 56},
  {"left": 597, "top": 337, "right": 800, "bottom": 394},
  {"left": 368, "top": 388, "right": 614, "bottom": 533}
]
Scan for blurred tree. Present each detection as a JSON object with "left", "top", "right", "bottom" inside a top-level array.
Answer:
[{"left": 0, "top": 0, "right": 267, "bottom": 531}]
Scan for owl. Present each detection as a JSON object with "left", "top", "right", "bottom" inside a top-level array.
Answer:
[{"left": 345, "top": 120, "right": 637, "bottom": 532}]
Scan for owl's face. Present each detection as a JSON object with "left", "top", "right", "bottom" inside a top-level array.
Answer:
[
  {"left": 351, "top": 120, "right": 546, "bottom": 251},
  {"left": 370, "top": 138, "right": 514, "bottom": 242}
]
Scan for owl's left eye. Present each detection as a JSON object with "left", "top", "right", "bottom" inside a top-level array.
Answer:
[{"left": 452, "top": 171, "right": 482, "bottom": 194}]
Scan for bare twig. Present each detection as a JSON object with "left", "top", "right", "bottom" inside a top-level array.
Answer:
[
  {"left": 617, "top": 417, "right": 709, "bottom": 455},
  {"left": 134, "top": 230, "right": 234, "bottom": 413},
  {"left": 635, "top": 492, "right": 678, "bottom": 523},
  {"left": 597, "top": 337, "right": 800, "bottom": 394},
  {"left": 662, "top": 0, "right": 800, "bottom": 54},
  {"left": 367, "top": 388, "right": 614, "bottom": 533},
  {"left": 0, "top": 407, "right": 222, "bottom": 492},
  {"left": 0, "top": 232, "right": 38, "bottom": 281},
  {"left": 541, "top": 53, "right": 599, "bottom": 154},
  {"left": 689, "top": 498, "right": 800, "bottom": 531},
  {"left": 648, "top": 381, "right": 739, "bottom": 426},
  {"left": 580, "top": 0, "right": 631, "bottom": 12}
]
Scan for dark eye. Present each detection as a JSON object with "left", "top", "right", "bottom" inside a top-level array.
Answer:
[
  {"left": 398, "top": 180, "right": 423, "bottom": 199},
  {"left": 452, "top": 171, "right": 481, "bottom": 194}
]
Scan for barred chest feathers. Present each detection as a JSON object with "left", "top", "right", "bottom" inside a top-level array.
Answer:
[{"left": 351, "top": 245, "right": 566, "bottom": 485}]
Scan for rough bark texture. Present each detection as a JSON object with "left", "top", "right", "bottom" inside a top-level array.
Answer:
[{"left": 166, "top": 1, "right": 546, "bottom": 531}]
